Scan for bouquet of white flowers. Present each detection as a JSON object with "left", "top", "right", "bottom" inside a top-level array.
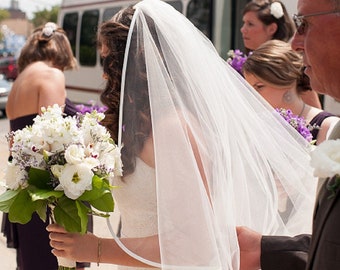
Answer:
[{"left": 0, "top": 104, "right": 122, "bottom": 269}]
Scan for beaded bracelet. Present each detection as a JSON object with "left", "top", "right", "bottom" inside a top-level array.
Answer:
[{"left": 97, "top": 238, "right": 102, "bottom": 266}]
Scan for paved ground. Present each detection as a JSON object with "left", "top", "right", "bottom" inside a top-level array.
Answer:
[{"left": 0, "top": 117, "right": 120, "bottom": 269}]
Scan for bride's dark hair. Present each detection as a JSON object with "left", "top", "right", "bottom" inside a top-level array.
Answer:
[{"left": 98, "top": 6, "right": 151, "bottom": 176}]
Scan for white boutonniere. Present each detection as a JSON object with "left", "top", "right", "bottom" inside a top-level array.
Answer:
[{"left": 310, "top": 139, "right": 340, "bottom": 198}]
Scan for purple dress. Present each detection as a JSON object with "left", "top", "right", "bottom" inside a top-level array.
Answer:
[
  {"left": 309, "top": 111, "right": 336, "bottom": 141},
  {"left": 1, "top": 99, "right": 92, "bottom": 270}
]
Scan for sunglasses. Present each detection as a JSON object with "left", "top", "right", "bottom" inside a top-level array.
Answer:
[{"left": 293, "top": 10, "right": 340, "bottom": 35}]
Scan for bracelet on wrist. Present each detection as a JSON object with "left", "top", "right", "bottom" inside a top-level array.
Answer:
[{"left": 97, "top": 237, "right": 102, "bottom": 266}]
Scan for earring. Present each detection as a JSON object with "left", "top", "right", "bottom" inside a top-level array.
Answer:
[{"left": 283, "top": 91, "right": 292, "bottom": 103}]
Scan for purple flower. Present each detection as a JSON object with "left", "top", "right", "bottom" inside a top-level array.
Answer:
[
  {"left": 227, "top": 49, "right": 249, "bottom": 75},
  {"left": 75, "top": 100, "right": 107, "bottom": 114},
  {"left": 276, "top": 108, "right": 313, "bottom": 142}
]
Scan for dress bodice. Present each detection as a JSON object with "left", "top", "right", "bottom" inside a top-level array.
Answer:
[
  {"left": 112, "top": 158, "right": 158, "bottom": 270},
  {"left": 309, "top": 111, "right": 335, "bottom": 140},
  {"left": 10, "top": 114, "right": 36, "bottom": 131},
  {"left": 113, "top": 157, "right": 157, "bottom": 238},
  {"left": 9, "top": 98, "right": 77, "bottom": 132}
]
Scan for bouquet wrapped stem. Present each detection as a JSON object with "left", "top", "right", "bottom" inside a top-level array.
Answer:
[
  {"left": 48, "top": 204, "right": 76, "bottom": 270},
  {"left": 57, "top": 257, "right": 76, "bottom": 270}
]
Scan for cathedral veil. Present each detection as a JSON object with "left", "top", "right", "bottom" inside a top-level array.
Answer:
[{"left": 108, "top": 0, "right": 317, "bottom": 269}]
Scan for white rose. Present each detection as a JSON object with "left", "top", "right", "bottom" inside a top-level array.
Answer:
[
  {"left": 4, "top": 162, "right": 27, "bottom": 190},
  {"left": 84, "top": 157, "right": 100, "bottom": 169},
  {"left": 270, "top": 2, "right": 284, "bottom": 19},
  {"left": 55, "top": 163, "right": 93, "bottom": 200},
  {"left": 102, "top": 145, "right": 123, "bottom": 175},
  {"left": 51, "top": 164, "right": 64, "bottom": 178},
  {"left": 310, "top": 139, "right": 340, "bottom": 178},
  {"left": 65, "top": 144, "right": 85, "bottom": 164}
]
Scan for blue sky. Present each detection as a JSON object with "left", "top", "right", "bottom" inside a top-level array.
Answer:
[{"left": 0, "top": 0, "right": 62, "bottom": 19}]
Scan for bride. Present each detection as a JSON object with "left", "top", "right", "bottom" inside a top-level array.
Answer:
[{"left": 48, "top": 0, "right": 317, "bottom": 269}]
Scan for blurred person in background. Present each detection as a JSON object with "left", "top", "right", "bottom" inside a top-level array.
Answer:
[
  {"left": 243, "top": 40, "right": 340, "bottom": 145},
  {"left": 240, "top": 0, "right": 322, "bottom": 109},
  {"left": 2, "top": 22, "right": 91, "bottom": 270}
]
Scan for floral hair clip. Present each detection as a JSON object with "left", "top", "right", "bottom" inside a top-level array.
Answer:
[
  {"left": 270, "top": 2, "right": 284, "bottom": 19},
  {"left": 42, "top": 22, "right": 57, "bottom": 37}
]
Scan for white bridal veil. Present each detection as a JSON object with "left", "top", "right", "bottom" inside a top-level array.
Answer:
[{"left": 109, "top": 0, "right": 317, "bottom": 269}]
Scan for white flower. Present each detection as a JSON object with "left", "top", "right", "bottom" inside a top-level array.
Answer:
[
  {"left": 270, "top": 2, "right": 284, "bottom": 19},
  {"left": 65, "top": 144, "right": 85, "bottom": 164},
  {"left": 45, "top": 22, "right": 57, "bottom": 30},
  {"left": 42, "top": 22, "right": 57, "bottom": 37},
  {"left": 55, "top": 163, "right": 94, "bottom": 200},
  {"left": 50, "top": 164, "right": 64, "bottom": 178},
  {"left": 4, "top": 162, "right": 28, "bottom": 190},
  {"left": 84, "top": 157, "right": 100, "bottom": 169},
  {"left": 310, "top": 139, "right": 340, "bottom": 178}
]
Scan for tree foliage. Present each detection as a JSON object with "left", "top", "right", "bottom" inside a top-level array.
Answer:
[
  {"left": 0, "top": 9, "right": 10, "bottom": 22},
  {"left": 31, "top": 6, "right": 60, "bottom": 28},
  {"left": 0, "top": 9, "right": 10, "bottom": 40}
]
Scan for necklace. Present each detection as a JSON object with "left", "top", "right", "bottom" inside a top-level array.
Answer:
[{"left": 298, "top": 102, "right": 306, "bottom": 117}]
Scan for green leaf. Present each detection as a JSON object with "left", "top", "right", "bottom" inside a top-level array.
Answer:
[
  {"left": 53, "top": 196, "right": 88, "bottom": 233},
  {"left": 0, "top": 189, "right": 20, "bottom": 212},
  {"left": 78, "top": 175, "right": 110, "bottom": 201},
  {"left": 89, "top": 191, "right": 114, "bottom": 212},
  {"left": 28, "top": 187, "right": 64, "bottom": 201},
  {"left": 78, "top": 175, "right": 115, "bottom": 212},
  {"left": 28, "top": 168, "right": 53, "bottom": 190},
  {"left": 76, "top": 200, "right": 90, "bottom": 234},
  {"left": 35, "top": 200, "right": 48, "bottom": 222},
  {"left": 8, "top": 189, "right": 37, "bottom": 224}
]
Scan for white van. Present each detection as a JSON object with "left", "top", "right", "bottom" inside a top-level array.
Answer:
[{"left": 58, "top": 0, "right": 296, "bottom": 104}]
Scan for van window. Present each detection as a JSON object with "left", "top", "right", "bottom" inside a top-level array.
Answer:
[
  {"left": 187, "top": 0, "right": 212, "bottom": 38},
  {"left": 103, "top": 7, "right": 123, "bottom": 22},
  {"left": 62, "top": 12, "right": 78, "bottom": 56},
  {"left": 79, "top": 9, "right": 99, "bottom": 66}
]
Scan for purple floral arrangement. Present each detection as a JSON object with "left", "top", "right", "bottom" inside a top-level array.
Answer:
[
  {"left": 75, "top": 100, "right": 108, "bottom": 114},
  {"left": 276, "top": 108, "right": 313, "bottom": 142},
  {"left": 227, "top": 49, "right": 249, "bottom": 75}
]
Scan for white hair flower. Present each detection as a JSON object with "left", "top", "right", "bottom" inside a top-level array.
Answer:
[
  {"left": 42, "top": 22, "right": 57, "bottom": 37},
  {"left": 270, "top": 2, "right": 284, "bottom": 19}
]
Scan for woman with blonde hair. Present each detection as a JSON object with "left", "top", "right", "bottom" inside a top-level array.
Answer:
[{"left": 243, "top": 39, "right": 339, "bottom": 144}]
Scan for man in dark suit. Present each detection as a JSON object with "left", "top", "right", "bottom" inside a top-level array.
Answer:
[{"left": 237, "top": 0, "right": 340, "bottom": 269}]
